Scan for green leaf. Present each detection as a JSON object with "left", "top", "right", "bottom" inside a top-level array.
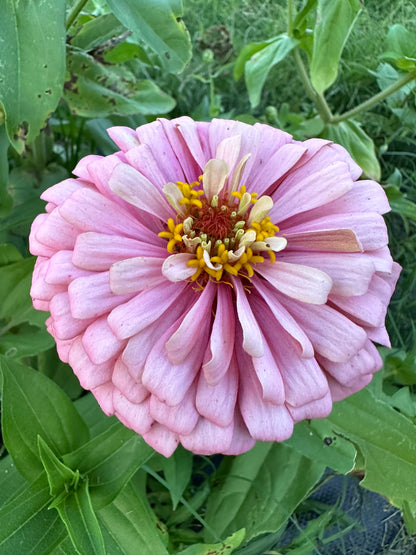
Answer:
[
  {"left": 0, "top": 357, "right": 89, "bottom": 481},
  {"left": 70, "top": 13, "right": 125, "bottom": 51},
  {"left": 52, "top": 478, "right": 105, "bottom": 555},
  {"left": 310, "top": 0, "right": 363, "bottom": 94},
  {"left": 327, "top": 387, "right": 416, "bottom": 507},
  {"left": 244, "top": 35, "right": 299, "bottom": 107},
  {"left": 233, "top": 41, "right": 269, "bottom": 81},
  {"left": 106, "top": 0, "right": 191, "bottom": 73},
  {"left": 322, "top": 120, "right": 381, "bottom": 180},
  {"left": 176, "top": 529, "right": 246, "bottom": 555},
  {"left": 0, "top": 473, "right": 67, "bottom": 554},
  {"left": 0, "top": 0, "right": 66, "bottom": 153},
  {"left": 63, "top": 418, "right": 154, "bottom": 509},
  {"left": 284, "top": 420, "right": 356, "bottom": 474},
  {"left": 38, "top": 436, "right": 78, "bottom": 497},
  {"left": 205, "top": 442, "right": 324, "bottom": 542},
  {"left": 97, "top": 473, "right": 169, "bottom": 555},
  {"left": 0, "top": 125, "right": 12, "bottom": 217},
  {"left": 160, "top": 445, "right": 193, "bottom": 509},
  {"left": 0, "top": 243, "right": 22, "bottom": 266},
  {"left": 64, "top": 50, "right": 175, "bottom": 118},
  {"left": 0, "top": 196, "right": 45, "bottom": 233},
  {"left": 382, "top": 24, "right": 416, "bottom": 71},
  {"left": 0, "top": 324, "right": 55, "bottom": 359}
]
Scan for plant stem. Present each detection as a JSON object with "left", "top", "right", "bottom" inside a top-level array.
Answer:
[
  {"left": 66, "top": 0, "right": 88, "bottom": 30},
  {"left": 330, "top": 70, "right": 416, "bottom": 123},
  {"left": 287, "top": 0, "right": 294, "bottom": 37},
  {"left": 293, "top": 48, "right": 334, "bottom": 123}
]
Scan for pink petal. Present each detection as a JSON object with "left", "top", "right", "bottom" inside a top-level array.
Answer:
[
  {"left": 72, "top": 232, "right": 166, "bottom": 272},
  {"left": 91, "top": 383, "right": 115, "bottom": 415},
  {"left": 158, "top": 118, "right": 202, "bottom": 181},
  {"left": 180, "top": 418, "right": 234, "bottom": 455},
  {"left": 255, "top": 261, "right": 332, "bottom": 305},
  {"left": 113, "top": 392, "right": 153, "bottom": 435},
  {"left": 40, "top": 178, "right": 85, "bottom": 204},
  {"left": 285, "top": 228, "right": 363, "bottom": 253},
  {"left": 49, "top": 292, "right": 94, "bottom": 340},
  {"left": 222, "top": 409, "right": 256, "bottom": 455},
  {"left": 287, "top": 390, "right": 333, "bottom": 422},
  {"left": 150, "top": 384, "right": 199, "bottom": 435},
  {"left": 215, "top": 134, "right": 241, "bottom": 171},
  {"left": 196, "top": 357, "right": 238, "bottom": 427},
  {"left": 328, "top": 374, "right": 373, "bottom": 402},
  {"left": 29, "top": 215, "right": 57, "bottom": 257},
  {"left": 82, "top": 316, "right": 126, "bottom": 364},
  {"left": 329, "top": 291, "right": 386, "bottom": 328},
  {"left": 280, "top": 296, "right": 367, "bottom": 363},
  {"left": 72, "top": 154, "right": 103, "bottom": 180},
  {"left": 278, "top": 251, "right": 375, "bottom": 296},
  {"left": 231, "top": 276, "right": 264, "bottom": 358},
  {"left": 124, "top": 144, "right": 169, "bottom": 190},
  {"left": 68, "top": 271, "right": 133, "bottom": 320},
  {"left": 174, "top": 116, "right": 209, "bottom": 169},
  {"left": 108, "top": 280, "right": 188, "bottom": 340},
  {"left": 109, "top": 257, "right": 165, "bottom": 294},
  {"left": 31, "top": 258, "right": 66, "bottom": 302},
  {"left": 68, "top": 337, "right": 113, "bottom": 389},
  {"left": 35, "top": 209, "right": 79, "bottom": 250},
  {"left": 112, "top": 358, "right": 149, "bottom": 404},
  {"left": 162, "top": 253, "right": 197, "bottom": 282},
  {"left": 165, "top": 281, "right": 216, "bottom": 364},
  {"left": 142, "top": 423, "right": 179, "bottom": 458},
  {"left": 107, "top": 126, "right": 140, "bottom": 151},
  {"left": 109, "top": 162, "right": 173, "bottom": 221},
  {"left": 45, "top": 251, "right": 91, "bottom": 285},
  {"left": 202, "top": 285, "right": 235, "bottom": 385},
  {"left": 271, "top": 161, "right": 353, "bottom": 222}
]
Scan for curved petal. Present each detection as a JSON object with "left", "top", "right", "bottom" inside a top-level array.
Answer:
[
  {"left": 162, "top": 253, "right": 196, "bottom": 282},
  {"left": 180, "top": 418, "right": 234, "bottom": 455},
  {"left": 231, "top": 276, "right": 264, "bottom": 358},
  {"left": 150, "top": 384, "right": 199, "bottom": 435},
  {"left": 82, "top": 316, "right": 126, "bottom": 365},
  {"left": 113, "top": 392, "right": 153, "bottom": 435},
  {"left": 142, "top": 423, "right": 179, "bottom": 458},
  {"left": 109, "top": 257, "right": 165, "bottom": 294}
]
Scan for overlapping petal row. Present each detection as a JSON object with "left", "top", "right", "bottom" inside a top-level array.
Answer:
[{"left": 29, "top": 117, "right": 400, "bottom": 457}]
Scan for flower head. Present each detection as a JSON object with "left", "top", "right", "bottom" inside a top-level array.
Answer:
[{"left": 30, "top": 117, "right": 400, "bottom": 457}]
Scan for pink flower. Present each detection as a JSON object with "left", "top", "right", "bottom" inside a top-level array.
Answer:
[{"left": 29, "top": 117, "right": 400, "bottom": 457}]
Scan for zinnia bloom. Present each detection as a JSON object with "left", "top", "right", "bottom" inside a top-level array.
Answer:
[{"left": 29, "top": 117, "right": 400, "bottom": 457}]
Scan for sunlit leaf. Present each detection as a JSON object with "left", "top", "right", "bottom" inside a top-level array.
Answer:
[
  {"left": 382, "top": 24, "right": 416, "bottom": 71},
  {"left": 106, "top": 0, "right": 191, "bottom": 73},
  {"left": 310, "top": 0, "right": 362, "bottom": 94},
  {"left": 0, "top": 0, "right": 66, "bottom": 153},
  {"left": 177, "top": 529, "right": 245, "bottom": 555}
]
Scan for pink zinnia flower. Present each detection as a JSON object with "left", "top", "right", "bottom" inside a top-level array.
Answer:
[{"left": 29, "top": 117, "right": 400, "bottom": 457}]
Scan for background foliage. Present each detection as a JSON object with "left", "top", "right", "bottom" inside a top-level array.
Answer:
[{"left": 1, "top": 0, "right": 416, "bottom": 553}]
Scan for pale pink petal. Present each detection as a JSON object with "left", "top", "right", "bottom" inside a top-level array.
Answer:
[
  {"left": 124, "top": 144, "right": 168, "bottom": 190},
  {"left": 113, "top": 392, "right": 153, "bottom": 435},
  {"left": 91, "top": 383, "right": 115, "bottom": 415},
  {"left": 68, "top": 272, "right": 134, "bottom": 320},
  {"left": 202, "top": 285, "right": 235, "bottom": 385},
  {"left": 108, "top": 281, "right": 188, "bottom": 340},
  {"left": 142, "top": 423, "right": 179, "bottom": 458},
  {"left": 222, "top": 409, "right": 256, "bottom": 455},
  {"left": 180, "top": 418, "right": 234, "bottom": 455},
  {"left": 271, "top": 161, "right": 353, "bottom": 222},
  {"left": 329, "top": 291, "right": 386, "bottom": 328},
  {"left": 112, "top": 359, "right": 149, "bottom": 404},
  {"left": 287, "top": 391, "right": 333, "bottom": 422},
  {"left": 45, "top": 251, "right": 91, "bottom": 285},
  {"left": 255, "top": 261, "right": 332, "bottom": 305},
  {"left": 165, "top": 281, "right": 216, "bottom": 364},
  {"left": 29, "top": 215, "right": 57, "bottom": 257},
  {"left": 328, "top": 374, "right": 373, "bottom": 402},
  {"left": 196, "top": 357, "right": 238, "bottom": 427},
  {"left": 215, "top": 134, "right": 241, "bottom": 170},
  {"left": 40, "top": 178, "right": 85, "bottom": 204},
  {"left": 158, "top": 117, "right": 202, "bottom": 181},
  {"left": 72, "top": 232, "right": 166, "bottom": 272},
  {"left": 162, "top": 253, "right": 197, "bottom": 282},
  {"left": 107, "top": 126, "right": 140, "bottom": 151},
  {"left": 109, "top": 257, "right": 164, "bottom": 294},
  {"left": 285, "top": 228, "right": 363, "bottom": 253},
  {"left": 68, "top": 337, "right": 113, "bottom": 389},
  {"left": 49, "top": 292, "right": 95, "bottom": 340},
  {"left": 109, "top": 163, "right": 173, "bottom": 220},
  {"left": 31, "top": 258, "right": 66, "bottom": 301},
  {"left": 174, "top": 116, "right": 209, "bottom": 168},
  {"left": 150, "top": 384, "right": 199, "bottom": 435},
  {"left": 231, "top": 276, "right": 264, "bottom": 358},
  {"left": 72, "top": 154, "right": 103, "bottom": 180},
  {"left": 35, "top": 210, "right": 79, "bottom": 250},
  {"left": 82, "top": 316, "right": 126, "bottom": 364}
]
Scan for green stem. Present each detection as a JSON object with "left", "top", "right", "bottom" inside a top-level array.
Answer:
[
  {"left": 66, "top": 0, "right": 88, "bottom": 30},
  {"left": 293, "top": 48, "right": 334, "bottom": 123},
  {"left": 330, "top": 70, "right": 416, "bottom": 123},
  {"left": 287, "top": 0, "right": 294, "bottom": 37}
]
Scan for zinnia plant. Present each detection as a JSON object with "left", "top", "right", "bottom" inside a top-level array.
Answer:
[{"left": 29, "top": 117, "right": 400, "bottom": 457}]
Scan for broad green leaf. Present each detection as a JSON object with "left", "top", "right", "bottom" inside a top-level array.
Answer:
[
  {"left": 0, "top": 196, "right": 45, "bottom": 233},
  {"left": 382, "top": 24, "right": 416, "bottom": 71},
  {"left": 310, "top": 0, "right": 362, "bottom": 94},
  {"left": 244, "top": 35, "right": 299, "bottom": 107},
  {"left": 292, "top": 0, "right": 318, "bottom": 34},
  {"left": 284, "top": 419, "right": 356, "bottom": 474},
  {"left": 64, "top": 50, "right": 175, "bottom": 117},
  {"left": 63, "top": 419, "right": 154, "bottom": 509},
  {"left": 0, "top": 243, "right": 22, "bottom": 266},
  {"left": 385, "top": 185, "right": 416, "bottom": 221},
  {"left": 0, "top": 325, "right": 55, "bottom": 359},
  {"left": 322, "top": 120, "right": 380, "bottom": 180},
  {"left": 0, "top": 357, "right": 89, "bottom": 481},
  {"left": 106, "top": 0, "right": 191, "bottom": 73},
  {"left": 0, "top": 125, "right": 12, "bottom": 217},
  {"left": 0, "top": 473, "right": 67, "bottom": 554},
  {"left": 205, "top": 442, "right": 324, "bottom": 542},
  {"left": 160, "top": 445, "right": 193, "bottom": 509},
  {"left": 177, "top": 529, "right": 245, "bottom": 555},
  {"left": 97, "top": 473, "right": 169, "bottom": 555},
  {"left": 70, "top": 13, "right": 125, "bottom": 51},
  {"left": 38, "top": 436, "right": 78, "bottom": 497},
  {"left": 233, "top": 41, "right": 269, "bottom": 81},
  {"left": 0, "top": 0, "right": 66, "bottom": 153},
  {"left": 52, "top": 478, "right": 105, "bottom": 555},
  {"left": 0, "top": 455, "right": 27, "bottom": 507},
  {"left": 327, "top": 388, "right": 416, "bottom": 506},
  {"left": 375, "top": 63, "right": 415, "bottom": 108}
]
